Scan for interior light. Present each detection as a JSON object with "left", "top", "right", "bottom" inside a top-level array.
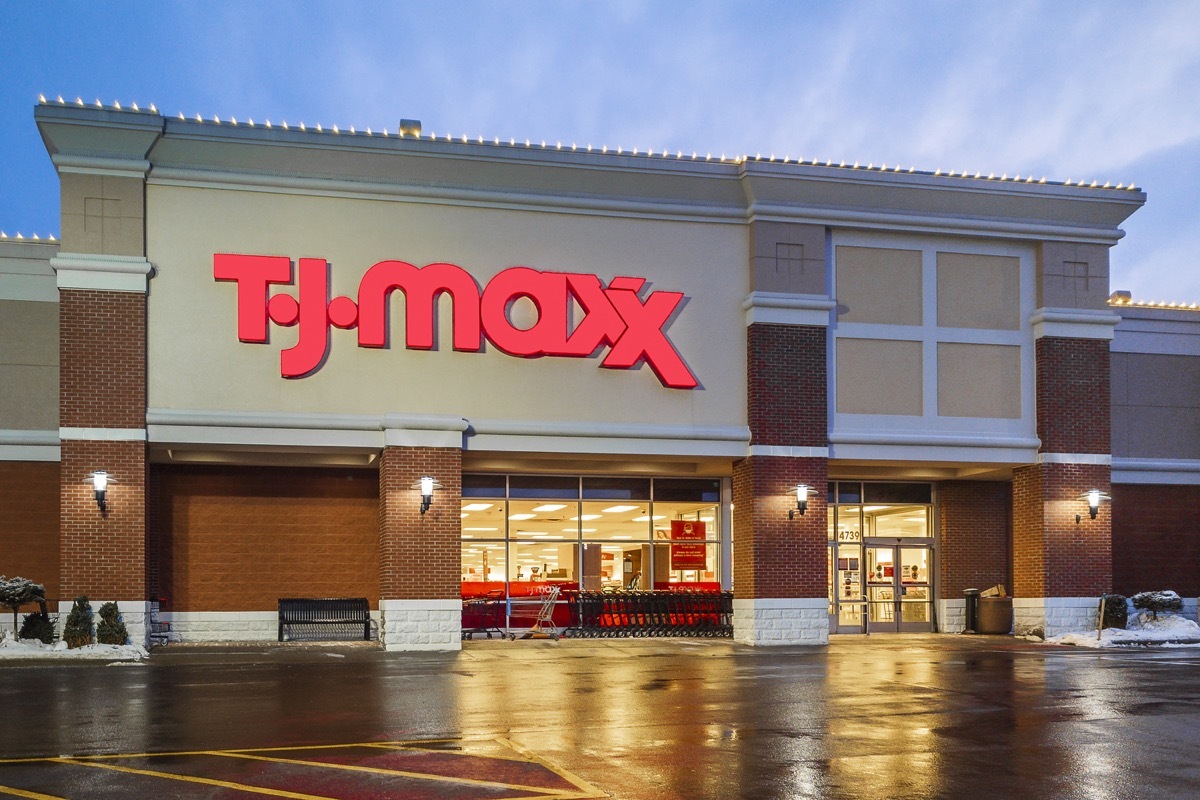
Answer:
[
  {"left": 509, "top": 513, "right": 536, "bottom": 521},
  {"left": 602, "top": 505, "right": 639, "bottom": 514},
  {"left": 533, "top": 504, "right": 567, "bottom": 512},
  {"left": 462, "top": 503, "right": 494, "bottom": 512}
]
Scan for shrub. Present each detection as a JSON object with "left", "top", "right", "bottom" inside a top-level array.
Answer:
[
  {"left": 62, "top": 596, "right": 94, "bottom": 649},
  {"left": 1131, "top": 590, "right": 1184, "bottom": 619},
  {"left": 1100, "top": 593, "right": 1127, "bottom": 629},
  {"left": 19, "top": 612, "right": 55, "bottom": 644},
  {"left": 0, "top": 575, "right": 46, "bottom": 635},
  {"left": 96, "top": 602, "right": 128, "bottom": 646}
]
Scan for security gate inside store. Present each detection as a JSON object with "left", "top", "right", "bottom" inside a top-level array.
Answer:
[{"left": 827, "top": 482, "right": 935, "bottom": 634}]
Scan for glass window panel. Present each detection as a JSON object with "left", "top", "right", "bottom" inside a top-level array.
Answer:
[
  {"left": 460, "top": 541, "right": 506, "bottom": 599},
  {"left": 508, "top": 541, "right": 578, "bottom": 590},
  {"left": 460, "top": 499, "right": 506, "bottom": 536},
  {"left": 653, "top": 478, "right": 720, "bottom": 503},
  {"left": 863, "top": 482, "right": 932, "bottom": 504},
  {"left": 462, "top": 473, "right": 506, "bottom": 499},
  {"left": 835, "top": 506, "right": 862, "bottom": 543},
  {"left": 582, "top": 477, "right": 651, "bottom": 500},
  {"left": 652, "top": 543, "right": 720, "bottom": 589},
  {"left": 868, "top": 506, "right": 930, "bottom": 538},
  {"left": 507, "top": 500, "right": 578, "bottom": 541},
  {"left": 509, "top": 475, "right": 580, "bottom": 499},
  {"left": 837, "top": 482, "right": 862, "bottom": 504},
  {"left": 581, "top": 500, "right": 652, "bottom": 541},
  {"left": 581, "top": 542, "right": 639, "bottom": 591}
]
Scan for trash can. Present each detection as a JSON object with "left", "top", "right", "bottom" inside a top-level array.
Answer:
[
  {"left": 963, "top": 588, "right": 981, "bottom": 633},
  {"left": 976, "top": 596, "right": 1013, "bottom": 634}
]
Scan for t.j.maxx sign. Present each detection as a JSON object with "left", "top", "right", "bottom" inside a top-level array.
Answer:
[{"left": 214, "top": 254, "right": 698, "bottom": 389}]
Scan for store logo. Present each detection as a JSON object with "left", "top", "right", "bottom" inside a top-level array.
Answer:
[{"left": 213, "top": 254, "right": 698, "bottom": 388}]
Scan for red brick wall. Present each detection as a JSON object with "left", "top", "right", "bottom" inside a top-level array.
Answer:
[
  {"left": 1013, "top": 462, "right": 1111, "bottom": 598},
  {"left": 747, "top": 324, "right": 827, "bottom": 447},
  {"left": 1036, "top": 337, "right": 1109, "bottom": 455},
  {"left": 155, "top": 465, "right": 379, "bottom": 611},
  {"left": 379, "top": 446, "right": 462, "bottom": 600},
  {"left": 938, "top": 481, "right": 1011, "bottom": 599},
  {"left": 732, "top": 456, "right": 827, "bottom": 598},
  {"left": 0, "top": 462, "right": 60, "bottom": 604},
  {"left": 59, "top": 290, "right": 145, "bottom": 429},
  {"left": 59, "top": 440, "right": 146, "bottom": 601},
  {"left": 1112, "top": 484, "right": 1200, "bottom": 597}
]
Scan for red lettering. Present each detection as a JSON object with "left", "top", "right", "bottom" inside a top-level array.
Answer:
[
  {"left": 213, "top": 254, "right": 291, "bottom": 342},
  {"left": 479, "top": 268, "right": 568, "bottom": 357},
  {"left": 280, "top": 258, "right": 331, "bottom": 379},
  {"left": 557, "top": 274, "right": 626, "bottom": 357},
  {"left": 602, "top": 285, "right": 697, "bottom": 389},
  {"left": 358, "top": 261, "right": 481, "bottom": 350}
]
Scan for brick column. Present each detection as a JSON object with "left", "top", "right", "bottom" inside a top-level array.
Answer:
[
  {"left": 734, "top": 319, "right": 831, "bottom": 645},
  {"left": 937, "top": 481, "right": 1011, "bottom": 631},
  {"left": 378, "top": 445, "right": 462, "bottom": 650},
  {"left": 58, "top": 288, "right": 150, "bottom": 644},
  {"left": 1013, "top": 335, "right": 1113, "bottom": 637}
]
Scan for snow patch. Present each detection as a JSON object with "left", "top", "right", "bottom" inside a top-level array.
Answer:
[
  {"left": 0, "top": 630, "right": 148, "bottom": 661},
  {"left": 1047, "top": 611, "right": 1200, "bottom": 649}
]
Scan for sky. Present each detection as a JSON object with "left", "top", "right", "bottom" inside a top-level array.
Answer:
[{"left": 2, "top": 1, "right": 1198, "bottom": 302}]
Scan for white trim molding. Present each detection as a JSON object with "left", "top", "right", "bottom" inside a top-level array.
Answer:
[
  {"left": 1031, "top": 307, "right": 1121, "bottom": 340},
  {"left": 1037, "top": 452, "right": 1112, "bottom": 465},
  {"left": 743, "top": 292, "right": 837, "bottom": 327},
  {"left": 0, "top": 429, "right": 60, "bottom": 461},
  {"left": 59, "top": 427, "right": 146, "bottom": 441},
  {"left": 51, "top": 252, "right": 155, "bottom": 293},
  {"left": 1112, "top": 458, "right": 1200, "bottom": 485},
  {"left": 748, "top": 445, "right": 829, "bottom": 459}
]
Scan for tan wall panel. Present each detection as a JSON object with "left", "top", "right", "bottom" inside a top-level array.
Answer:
[
  {"left": 0, "top": 365, "right": 59, "bottom": 429},
  {"left": 0, "top": 300, "right": 59, "bottom": 428},
  {"left": 937, "top": 342, "right": 1021, "bottom": 419},
  {"left": 0, "top": 300, "right": 58, "bottom": 365},
  {"left": 1111, "top": 351, "right": 1200, "bottom": 459},
  {"left": 60, "top": 174, "right": 144, "bottom": 257},
  {"left": 835, "top": 245, "right": 922, "bottom": 325},
  {"left": 146, "top": 185, "right": 747, "bottom": 427},
  {"left": 836, "top": 338, "right": 922, "bottom": 415},
  {"left": 936, "top": 252, "right": 1020, "bottom": 330}
]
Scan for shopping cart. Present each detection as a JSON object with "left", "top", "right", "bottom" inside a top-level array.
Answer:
[{"left": 508, "top": 584, "right": 561, "bottom": 640}]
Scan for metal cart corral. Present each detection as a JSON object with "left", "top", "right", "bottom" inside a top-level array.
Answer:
[
  {"left": 461, "top": 589, "right": 506, "bottom": 640},
  {"left": 508, "top": 585, "right": 561, "bottom": 640}
]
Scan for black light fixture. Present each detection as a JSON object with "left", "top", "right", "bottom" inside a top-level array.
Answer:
[
  {"left": 91, "top": 471, "right": 108, "bottom": 513},
  {"left": 789, "top": 484, "right": 812, "bottom": 520},
  {"left": 1076, "top": 488, "right": 1110, "bottom": 524},
  {"left": 417, "top": 475, "right": 437, "bottom": 515}
]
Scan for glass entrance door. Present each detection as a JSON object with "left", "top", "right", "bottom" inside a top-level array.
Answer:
[{"left": 864, "top": 545, "right": 933, "bottom": 632}]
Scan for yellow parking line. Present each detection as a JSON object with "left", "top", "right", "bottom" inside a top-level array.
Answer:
[
  {"left": 0, "top": 785, "right": 68, "bottom": 800},
  {"left": 360, "top": 741, "right": 534, "bottom": 764},
  {"left": 495, "top": 739, "right": 607, "bottom": 799},
  {"left": 207, "top": 751, "right": 578, "bottom": 796},
  {"left": 50, "top": 759, "right": 336, "bottom": 800}
]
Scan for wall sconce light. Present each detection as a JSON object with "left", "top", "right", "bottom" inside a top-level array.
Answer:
[
  {"left": 91, "top": 471, "right": 108, "bottom": 513},
  {"left": 1076, "top": 488, "right": 1110, "bottom": 524},
  {"left": 789, "top": 484, "right": 811, "bottom": 520},
  {"left": 414, "top": 475, "right": 440, "bottom": 515}
]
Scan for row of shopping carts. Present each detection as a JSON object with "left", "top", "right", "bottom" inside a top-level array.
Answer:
[{"left": 570, "top": 590, "right": 733, "bottom": 638}]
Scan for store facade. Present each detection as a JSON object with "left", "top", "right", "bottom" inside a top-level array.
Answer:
[{"left": 1, "top": 98, "right": 1197, "bottom": 649}]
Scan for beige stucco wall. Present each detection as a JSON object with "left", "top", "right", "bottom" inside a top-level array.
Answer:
[
  {"left": 1112, "top": 351, "right": 1200, "bottom": 459},
  {"left": 0, "top": 300, "right": 59, "bottom": 431},
  {"left": 937, "top": 342, "right": 1021, "bottom": 419},
  {"left": 936, "top": 252, "right": 1020, "bottom": 330},
  {"left": 835, "top": 338, "right": 923, "bottom": 416},
  {"left": 145, "top": 184, "right": 747, "bottom": 427}
]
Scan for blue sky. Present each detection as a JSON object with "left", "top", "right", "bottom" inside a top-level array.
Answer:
[{"left": 3, "top": 1, "right": 1198, "bottom": 301}]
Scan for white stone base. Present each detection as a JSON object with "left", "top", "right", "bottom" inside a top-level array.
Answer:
[
  {"left": 380, "top": 600, "right": 461, "bottom": 651},
  {"left": 156, "top": 611, "right": 280, "bottom": 642},
  {"left": 1013, "top": 597, "right": 1100, "bottom": 638},
  {"left": 56, "top": 600, "right": 150, "bottom": 646},
  {"left": 733, "top": 598, "right": 828, "bottom": 646},
  {"left": 937, "top": 599, "right": 967, "bottom": 633}
]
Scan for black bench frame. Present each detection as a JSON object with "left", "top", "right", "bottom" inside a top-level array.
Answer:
[{"left": 278, "top": 597, "right": 371, "bottom": 642}]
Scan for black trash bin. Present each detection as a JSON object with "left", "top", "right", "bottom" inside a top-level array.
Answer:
[{"left": 963, "top": 588, "right": 981, "bottom": 633}]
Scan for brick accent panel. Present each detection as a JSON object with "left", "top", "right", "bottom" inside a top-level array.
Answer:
[
  {"left": 732, "top": 455, "right": 827, "bottom": 598},
  {"left": 1112, "top": 484, "right": 1200, "bottom": 597},
  {"left": 59, "top": 289, "right": 146, "bottom": 429},
  {"left": 1036, "top": 337, "right": 1109, "bottom": 455},
  {"left": 0, "top": 462, "right": 61, "bottom": 604},
  {"left": 938, "top": 481, "right": 1011, "bottom": 599},
  {"left": 154, "top": 465, "right": 379, "bottom": 612},
  {"left": 59, "top": 439, "right": 146, "bottom": 601},
  {"left": 747, "top": 324, "right": 827, "bottom": 447},
  {"left": 379, "top": 446, "right": 462, "bottom": 600},
  {"left": 1012, "top": 462, "right": 1111, "bottom": 598}
]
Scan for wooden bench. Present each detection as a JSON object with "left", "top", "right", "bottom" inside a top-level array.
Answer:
[{"left": 277, "top": 597, "right": 371, "bottom": 642}]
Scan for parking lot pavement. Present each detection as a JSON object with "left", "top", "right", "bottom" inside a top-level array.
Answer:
[{"left": 3, "top": 635, "right": 1200, "bottom": 799}]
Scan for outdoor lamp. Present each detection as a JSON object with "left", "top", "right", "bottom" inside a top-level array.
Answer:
[
  {"left": 1076, "top": 488, "right": 1111, "bottom": 523},
  {"left": 419, "top": 475, "right": 435, "bottom": 515},
  {"left": 91, "top": 471, "right": 108, "bottom": 513},
  {"left": 789, "top": 484, "right": 812, "bottom": 520}
]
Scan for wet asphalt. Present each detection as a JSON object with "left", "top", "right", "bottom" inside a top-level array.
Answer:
[{"left": 2, "top": 634, "right": 1200, "bottom": 799}]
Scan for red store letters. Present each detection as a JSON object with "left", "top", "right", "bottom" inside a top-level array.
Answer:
[{"left": 213, "top": 254, "right": 698, "bottom": 389}]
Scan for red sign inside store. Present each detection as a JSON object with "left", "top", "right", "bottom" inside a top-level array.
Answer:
[
  {"left": 669, "top": 520, "right": 707, "bottom": 570},
  {"left": 214, "top": 254, "right": 698, "bottom": 388}
]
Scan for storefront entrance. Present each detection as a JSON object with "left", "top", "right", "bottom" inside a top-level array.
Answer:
[{"left": 828, "top": 482, "right": 935, "bottom": 634}]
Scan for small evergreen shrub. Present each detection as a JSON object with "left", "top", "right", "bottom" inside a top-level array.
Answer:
[
  {"left": 1132, "top": 590, "right": 1183, "bottom": 619},
  {"left": 1099, "top": 593, "right": 1127, "bottom": 629},
  {"left": 96, "top": 602, "right": 128, "bottom": 646},
  {"left": 62, "top": 596, "right": 94, "bottom": 649},
  {"left": 0, "top": 575, "right": 46, "bottom": 635},
  {"left": 19, "top": 612, "right": 55, "bottom": 644}
]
